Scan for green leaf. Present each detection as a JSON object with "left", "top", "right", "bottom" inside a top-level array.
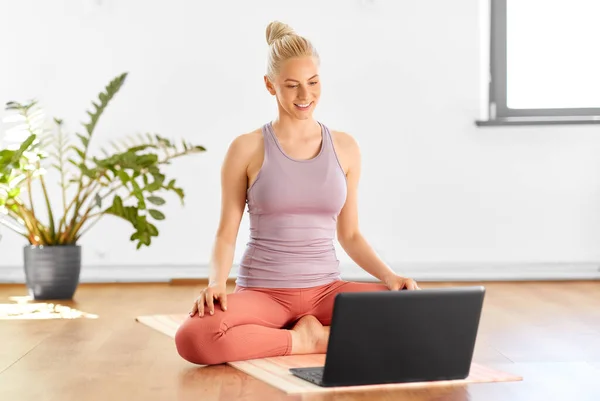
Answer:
[
  {"left": 76, "top": 133, "right": 89, "bottom": 147},
  {"left": 173, "top": 187, "right": 184, "bottom": 203},
  {"left": 113, "top": 195, "right": 124, "bottom": 210},
  {"left": 147, "top": 196, "right": 165, "bottom": 205},
  {"left": 106, "top": 195, "right": 157, "bottom": 248},
  {"left": 117, "top": 170, "right": 130, "bottom": 184},
  {"left": 148, "top": 209, "right": 165, "bottom": 220},
  {"left": 130, "top": 179, "right": 146, "bottom": 210},
  {"left": 83, "top": 72, "right": 127, "bottom": 137},
  {"left": 71, "top": 145, "right": 85, "bottom": 160},
  {"left": 0, "top": 150, "right": 15, "bottom": 172},
  {"left": 13, "top": 134, "right": 36, "bottom": 162},
  {"left": 7, "top": 188, "right": 20, "bottom": 198},
  {"left": 95, "top": 193, "right": 102, "bottom": 208},
  {"left": 128, "top": 144, "right": 157, "bottom": 153},
  {"left": 110, "top": 140, "right": 123, "bottom": 152},
  {"left": 80, "top": 164, "right": 96, "bottom": 178},
  {"left": 145, "top": 172, "right": 164, "bottom": 192},
  {"left": 147, "top": 223, "right": 158, "bottom": 236}
]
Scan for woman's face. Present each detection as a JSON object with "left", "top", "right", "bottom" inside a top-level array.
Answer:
[{"left": 265, "top": 56, "right": 321, "bottom": 120}]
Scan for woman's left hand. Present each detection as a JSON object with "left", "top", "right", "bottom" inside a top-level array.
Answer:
[{"left": 384, "top": 274, "right": 421, "bottom": 291}]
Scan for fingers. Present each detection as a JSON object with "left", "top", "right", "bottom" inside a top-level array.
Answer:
[
  {"left": 189, "top": 292, "right": 204, "bottom": 317},
  {"left": 205, "top": 289, "right": 215, "bottom": 316},
  {"left": 407, "top": 280, "right": 417, "bottom": 290},
  {"left": 189, "top": 299, "right": 198, "bottom": 317},
  {"left": 189, "top": 288, "right": 229, "bottom": 318},
  {"left": 219, "top": 293, "right": 228, "bottom": 311},
  {"left": 386, "top": 277, "right": 421, "bottom": 291},
  {"left": 405, "top": 279, "right": 419, "bottom": 290},
  {"left": 197, "top": 292, "right": 205, "bottom": 317}
]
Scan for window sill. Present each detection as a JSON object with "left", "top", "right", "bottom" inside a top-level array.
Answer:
[{"left": 475, "top": 116, "right": 600, "bottom": 127}]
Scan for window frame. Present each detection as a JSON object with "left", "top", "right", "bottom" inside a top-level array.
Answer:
[{"left": 478, "top": 0, "right": 600, "bottom": 126}]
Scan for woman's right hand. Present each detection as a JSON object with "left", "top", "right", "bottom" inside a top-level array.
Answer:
[{"left": 189, "top": 283, "right": 228, "bottom": 317}]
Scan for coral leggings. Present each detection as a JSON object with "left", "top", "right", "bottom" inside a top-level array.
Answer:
[{"left": 174, "top": 279, "right": 388, "bottom": 365}]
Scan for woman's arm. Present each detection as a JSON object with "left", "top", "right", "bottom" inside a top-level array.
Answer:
[
  {"left": 208, "top": 133, "right": 257, "bottom": 287},
  {"left": 335, "top": 132, "right": 417, "bottom": 289}
]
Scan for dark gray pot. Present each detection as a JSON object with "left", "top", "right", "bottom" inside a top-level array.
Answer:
[{"left": 23, "top": 245, "right": 81, "bottom": 300}]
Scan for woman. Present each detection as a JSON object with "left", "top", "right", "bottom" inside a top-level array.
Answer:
[{"left": 175, "top": 21, "right": 420, "bottom": 366}]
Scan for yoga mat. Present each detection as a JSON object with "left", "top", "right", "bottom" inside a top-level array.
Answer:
[{"left": 136, "top": 314, "right": 522, "bottom": 394}]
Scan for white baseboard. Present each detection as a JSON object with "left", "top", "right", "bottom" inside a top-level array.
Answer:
[{"left": 2, "top": 262, "right": 600, "bottom": 284}]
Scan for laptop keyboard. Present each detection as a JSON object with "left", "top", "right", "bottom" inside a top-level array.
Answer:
[{"left": 296, "top": 367, "right": 324, "bottom": 383}]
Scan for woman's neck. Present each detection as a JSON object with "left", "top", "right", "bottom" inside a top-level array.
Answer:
[{"left": 271, "top": 115, "right": 320, "bottom": 141}]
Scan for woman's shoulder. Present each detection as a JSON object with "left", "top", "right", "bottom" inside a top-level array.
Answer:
[
  {"left": 225, "top": 126, "right": 264, "bottom": 159},
  {"left": 328, "top": 127, "right": 360, "bottom": 152},
  {"left": 235, "top": 127, "right": 263, "bottom": 142}
]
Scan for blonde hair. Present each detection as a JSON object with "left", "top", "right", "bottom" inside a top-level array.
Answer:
[{"left": 265, "top": 21, "right": 319, "bottom": 80}]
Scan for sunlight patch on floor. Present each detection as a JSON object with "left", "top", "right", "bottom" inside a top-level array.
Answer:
[{"left": 0, "top": 295, "right": 99, "bottom": 320}]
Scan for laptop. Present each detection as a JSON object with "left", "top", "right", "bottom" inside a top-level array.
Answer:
[{"left": 289, "top": 285, "right": 485, "bottom": 387}]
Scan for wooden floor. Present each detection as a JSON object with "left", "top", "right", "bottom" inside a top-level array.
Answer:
[{"left": 1, "top": 281, "right": 600, "bottom": 401}]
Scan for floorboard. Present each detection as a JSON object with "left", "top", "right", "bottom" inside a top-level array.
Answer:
[{"left": 1, "top": 281, "right": 600, "bottom": 400}]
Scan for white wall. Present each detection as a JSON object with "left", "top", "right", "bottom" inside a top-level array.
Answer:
[{"left": 2, "top": 0, "right": 600, "bottom": 277}]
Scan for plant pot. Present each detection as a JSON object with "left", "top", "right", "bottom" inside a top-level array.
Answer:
[{"left": 23, "top": 245, "right": 81, "bottom": 300}]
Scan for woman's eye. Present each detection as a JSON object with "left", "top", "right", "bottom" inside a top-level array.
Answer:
[{"left": 286, "top": 82, "right": 318, "bottom": 89}]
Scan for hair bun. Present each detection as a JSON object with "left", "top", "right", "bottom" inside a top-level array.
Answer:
[{"left": 265, "top": 21, "right": 295, "bottom": 46}]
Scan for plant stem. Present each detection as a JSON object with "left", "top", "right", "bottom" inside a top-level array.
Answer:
[
  {"left": 0, "top": 218, "right": 29, "bottom": 238},
  {"left": 39, "top": 173, "right": 56, "bottom": 242},
  {"left": 66, "top": 206, "right": 94, "bottom": 242},
  {"left": 66, "top": 177, "right": 127, "bottom": 241},
  {"left": 57, "top": 190, "right": 80, "bottom": 235},
  {"left": 82, "top": 179, "right": 128, "bottom": 220},
  {"left": 20, "top": 178, "right": 50, "bottom": 244},
  {"left": 12, "top": 201, "right": 44, "bottom": 244},
  {"left": 159, "top": 151, "right": 192, "bottom": 164},
  {"left": 61, "top": 175, "right": 114, "bottom": 243},
  {"left": 57, "top": 174, "right": 102, "bottom": 238},
  {"left": 66, "top": 182, "right": 88, "bottom": 231},
  {"left": 26, "top": 174, "right": 36, "bottom": 221},
  {"left": 57, "top": 123, "right": 68, "bottom": 212},
  {"left": 0, "top": 210, "right": 28, "bottom": 237},
  {"left": 75, "top": 213, "right": 103, "bottom": 240}
]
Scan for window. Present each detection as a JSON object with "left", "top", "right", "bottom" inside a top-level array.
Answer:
[{"left": 477, "top": 0, "right": 600, "bottom": 126}]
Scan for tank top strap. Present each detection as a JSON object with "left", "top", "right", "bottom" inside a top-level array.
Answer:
[
  {"left": 261, "top": 122, "right": 276, "bottom": 161},
  {"left": 320, "top": 122, "right": 333, "bottom": 153},
  {"left": 320, "top": 123, "right": 346, "bottom": 176}
]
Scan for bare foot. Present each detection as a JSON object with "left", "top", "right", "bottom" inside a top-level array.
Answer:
[{"left": 289, "top": 315, "right": 330, "bottom": 355}]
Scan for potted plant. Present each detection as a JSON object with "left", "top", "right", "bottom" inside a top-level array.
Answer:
[{"left": 0, "top": 72, "right": 206, "bottom": 300}]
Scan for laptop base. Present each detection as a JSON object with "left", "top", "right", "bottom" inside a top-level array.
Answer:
[{"left": 289, "top": 366, "right": 326, "bottom": 386}]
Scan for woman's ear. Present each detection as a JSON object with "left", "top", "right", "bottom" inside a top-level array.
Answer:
[{"left": 264, "top": 75, "right": 277, "bottom": 96}]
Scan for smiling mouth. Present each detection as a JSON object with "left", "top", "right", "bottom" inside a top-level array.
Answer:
[{"left": 294, "top": 102, "right": 313, "bottom": 110}]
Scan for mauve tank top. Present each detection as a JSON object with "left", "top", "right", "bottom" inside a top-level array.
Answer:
[{"left": 236, "top": 121, "right": 348, "bottom": 288}]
